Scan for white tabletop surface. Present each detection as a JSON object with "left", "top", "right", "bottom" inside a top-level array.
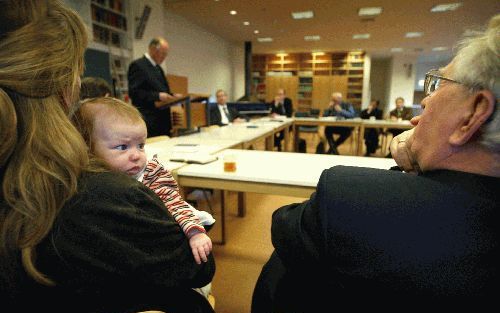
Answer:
[
  {"left": 177, "top": 149, "right": 397, "bottom": 187},
  {"left": 191, "top": 122, "right": 276, "bottom": 142},
  {"left": 146, "top": 136, "right": 241, "bottom": 162}
]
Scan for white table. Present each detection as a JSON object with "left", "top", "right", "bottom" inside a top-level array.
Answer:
[
  {"left": 358, "top": 119, "right": 413, "bottom": 156},
  {"left": 293, "top": 117, "right": 364, "bottom": 154},
  {"left": 177, "top": 149, "right": 397, "bottom": 243},
  {"left": 193, "top": 122, "right": 277, "bottom": 149},
  {"left": 146, "top": 136, "right": 242, "bottom": 162},
  {"left": 252, "top": 117, "right": 294, "bottom": 150}
]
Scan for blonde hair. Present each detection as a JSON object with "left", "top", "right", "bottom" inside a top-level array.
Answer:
[
  {"left": 73, "top": 97, "right": 146, "bottom": 152},
  {"left": 0, "top": 0, "right": 88, "bottom": 285}
]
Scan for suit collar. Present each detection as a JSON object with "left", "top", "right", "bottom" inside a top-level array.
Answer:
[{"left": 144, "top": 53, "right": 157, "bottom": 67}]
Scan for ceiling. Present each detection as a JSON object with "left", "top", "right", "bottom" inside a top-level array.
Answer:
[{"left": 164, "top": 0, "right": 499, "bottom": 59}]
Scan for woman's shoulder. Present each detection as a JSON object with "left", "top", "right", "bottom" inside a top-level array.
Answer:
[{"left": 66, "top": 170, "right": 167, "bottom": 217}]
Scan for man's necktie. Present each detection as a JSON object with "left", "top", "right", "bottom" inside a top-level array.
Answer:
[{"left": 223, "top": 106, "right": 231, "bottom": 120}]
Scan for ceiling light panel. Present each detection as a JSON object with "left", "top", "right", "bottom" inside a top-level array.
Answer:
[
  {"left": 431, "top": 3, "right": 463, "bottom": 12},
  {"left": 291, "top": 11, "right": 314, "bottom": 19},
  {"left": 391, "top": 47, "right": 403, "bottom": 52},
  {"left": 257, "top": 37, "right": 273, "bottom": 42},
  {"left": 358, "top": 7, "right": 383, "bottom": 16},
  {"left": 405, "top": 32, "right": 423, "bottom": 38},
  {"left": 353, "top": 33, "right": 370, "bottom": 39},
  {"left": 304, "top": 35, "right": 321, "bottom": 41}
]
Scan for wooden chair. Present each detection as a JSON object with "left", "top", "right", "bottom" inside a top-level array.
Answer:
[{"left": 170, "top": 105, "right": 187, "bottom": 137}]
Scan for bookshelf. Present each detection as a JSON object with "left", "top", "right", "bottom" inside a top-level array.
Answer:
[
  {"left": 252, "top": 51, "right": 365, "bottom": 112},
  {"left": 90, "top": 0, "right": 131, "bottom": 101}
]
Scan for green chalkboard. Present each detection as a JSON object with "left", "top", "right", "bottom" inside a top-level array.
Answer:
[{"left": 83, "top": 48, "right": 113, "bottom": 94}]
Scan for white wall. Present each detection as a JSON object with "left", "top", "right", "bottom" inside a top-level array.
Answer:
[
  {"left": 386, "top": 54, "right": 417, "bottom": 112},
  {"left": 361, "top": 54, "right": 371, "bottom": 109},
  {"left": 130, "top": 0, "right": 243, "bottom": 100},
  {"left": 369, "top": 58, "right": 390, "bottom": 111}
]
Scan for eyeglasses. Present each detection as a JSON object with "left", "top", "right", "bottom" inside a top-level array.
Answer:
[{"left": 424, "top": 69, "right": 462, "bottom": 96}]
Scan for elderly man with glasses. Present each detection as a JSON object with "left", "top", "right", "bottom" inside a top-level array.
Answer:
[{"left": 252, "top": 14, "right": 499, "bottom": 312}]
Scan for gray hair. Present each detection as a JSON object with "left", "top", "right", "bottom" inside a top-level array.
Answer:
[{"left": 453, "top": 14, "right": 500, "bottom": 151}]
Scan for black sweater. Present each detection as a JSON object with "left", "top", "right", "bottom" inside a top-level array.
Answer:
[{"left": 1, "top": 171, "right": 215, "bottom": 313}]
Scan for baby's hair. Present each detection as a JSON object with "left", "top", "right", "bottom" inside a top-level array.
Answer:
[
  {"left": 73, "top": 97, "right": 145, "bottom": 150},
  {"left": 80, "top": 77, "right": 113, "bottom": 99}
]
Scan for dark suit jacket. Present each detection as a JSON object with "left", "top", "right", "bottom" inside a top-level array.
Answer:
[
  {"left": 128, "top": 56, "right": 172, "bottom": 137},
  {"left": 269, "top": 97, "right": 293, "bottom": 117},
  {"left": 390, "top": 106, "right": 413, "bottom": 120},
  {"left": 252, "top": 166, "right": 499, "bottom": 311},
  {"left": 360, "top": 107, "right": 383, "bottom": 120},
  {"left": 208, "top": 104, "right": 245, "bottom": 126}
]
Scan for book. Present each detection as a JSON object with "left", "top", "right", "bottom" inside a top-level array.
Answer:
[{"left": 170, "top": 153, "right": 218, "bottom": 164}]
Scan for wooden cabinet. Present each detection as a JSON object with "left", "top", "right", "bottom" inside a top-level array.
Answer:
[
  {"left": 252, "top": 51, "right": 365, "bottom": 112},
  {"left": 90, "top": 0, "right": 131, "bottom": 100}
]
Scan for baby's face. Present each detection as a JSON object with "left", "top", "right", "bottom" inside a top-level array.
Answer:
[{"left": 92, "top": 116, "right": 147, "bottom": 177}]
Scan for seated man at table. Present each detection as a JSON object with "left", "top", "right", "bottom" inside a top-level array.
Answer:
[
  {"left": 269, "top": 88, "right": 293, "bottom": 151},
  {"left": 209, "top": 89, "right": 247, "bottom": 126},
  {"left": 388, "top": 97, "right": 413, "bottom": 137},
  {"left": 360, "top": 99, "right": 383, "bottom": 156},
  {"left": 322, "top": 92, "right": 356, "bottom": 154}
]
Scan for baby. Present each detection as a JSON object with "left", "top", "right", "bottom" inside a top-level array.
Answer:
[{"left": 73, "top": 97, "right": 215, "bottom": 266}]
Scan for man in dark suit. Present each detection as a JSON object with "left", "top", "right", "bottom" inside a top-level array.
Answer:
[
  {"left": 269, "top": 88, "right": 293, "bottom": 151},
  {"left": 251, "top": 16, "right": 499, "bottom": 310},
  {"left": 360, "top": 99, "right": 383, "bottom": 156},
  {"left": 388, "top": 96, "right": 413, "bottom": 137},
  {"left": 208, "top": 89, "right": 247, "bottom": 126},
  {"left": 128, "top": 37, "right": 178, "bottom": 137}
]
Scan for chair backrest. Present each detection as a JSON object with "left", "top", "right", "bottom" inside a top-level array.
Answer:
[
  {"left": 170, "top": 105, "right": 186, "bottom": 137},
  {"left": 309, "top": 108, "right": 320, "bottom": 117},
  {"left": 294, "top": 111, "right": 310, "bottom": 118}
]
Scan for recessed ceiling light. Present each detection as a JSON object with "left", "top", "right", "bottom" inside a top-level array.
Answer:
[
  {"left": 243, "top": 21, "right": 250, "bottom": 26},
  {"left": 391, "top": 47, "right": 403, "bottom": 52},
  {"left": 311, "top": 52, "right": 325, "bottom": 56},
  {"left": 405, "top": 32, "right": 423, "bottom": 38},
  {"left": 353, "top": 33, "right": 370, "bottom": 39},
  {"left": 254, "top": 30, "right": 259, "bottom": 34},
  {"left": 432, "top": 46, "right": 448, "bottom": 51},
  {"left": 291, "top": 10, "right": 314, "bottom": 19},
  {"left": 358, "top": 7, "right": 383, "bottom": 16},
  {"left": 431, "top": 3, "right": 462, "bottom": 12},
  {"left": 257, "top": 37, "right": 273, "bottom": 42},
  {"left": 304, "top": 35, "right": 320, "bottom": 41},
  {"left": 229, "top": 10, "right": 237, "bottom": 15}
]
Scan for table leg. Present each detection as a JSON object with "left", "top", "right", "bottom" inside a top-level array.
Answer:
[
  {"left": 237, "top": 192, "right": 246, "bottom": 217},
  {"left": 283, "top": 125, "right": 290, "bottom": 152},
  {"left": 357, "top": 125, "right": 365, "bottom": 156},
  {"left": 293, "top": 124, "right": 299, "bottom": 152},
  {"left": 213, "top": 190, "right": 226, "bottom": 245}
]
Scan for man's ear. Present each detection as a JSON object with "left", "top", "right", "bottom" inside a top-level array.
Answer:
[{"left": 449, "top": 90, "right": 495, "bottom": 146}]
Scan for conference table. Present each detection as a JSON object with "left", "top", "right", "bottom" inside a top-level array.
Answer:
[
  {"left": 293, "top": 117, "right": 414, "bottom": 155},
  {"left": 357, "top": 119, "right": 413, "bottom": 156},
  {"left": 176, "top": 149, "right": 397, "bottom": 243}
]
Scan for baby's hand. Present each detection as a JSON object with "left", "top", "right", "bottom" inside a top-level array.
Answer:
[{"left": 189, "top": 233, "right": 213, "bottom": 265}]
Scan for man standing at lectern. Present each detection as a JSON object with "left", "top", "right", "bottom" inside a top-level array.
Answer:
[{"left": 128, "top": 37, "right": 177, "bottom": 137}]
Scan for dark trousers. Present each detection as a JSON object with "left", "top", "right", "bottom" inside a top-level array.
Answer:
[
  {"left": 324, "top": 126, "right": 351, "bottom": 152},
  {"left": 274, "top": 131, "right": 284, "bottom": 151},
  {"left": 388, "top": 128, "right": 404, "bottom": 138},
  {"left": 364, "top": 129, "right": 380, "bottom": 154}
]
